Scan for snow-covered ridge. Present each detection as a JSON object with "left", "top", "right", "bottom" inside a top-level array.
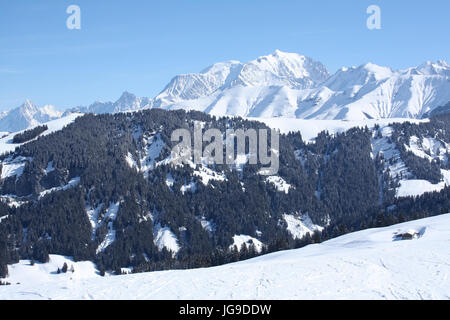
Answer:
[
  {"left": 0, "top": 112, "right": 82, "bottom": 155},
  {"left": 258, "top": 117, "right": 449, "bottom": 200},
  {"left": 8, "top": 51, "right": 449, "bottom": 124},
  {"left": 254, "top": 117, "right": 427, "bottom": 142},
  {"left": 2, "top": 214, "right": 450, "bottom": 299},
  {"left": 0, "top": 100, "right": 63, "bottom": 133},
  {"left": 150, "top": 52, "right": 450, "bottom": 120},
  {"left": 155, "top": 50, "right": 329, "bottom": 105},
  {"left": 0, "top": 114, "right": 83, "bottom": 206}
]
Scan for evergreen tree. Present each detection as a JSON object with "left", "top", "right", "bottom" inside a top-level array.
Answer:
[{"left": 0, "top": 239, "right": 8, "bottom": 279}]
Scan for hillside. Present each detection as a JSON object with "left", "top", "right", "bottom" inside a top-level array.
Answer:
[
  {"left": 1, "top": 214, "right": 449, "bottom": 299},
  {"left": 0, "top": 109, "right": 449, "bottom": 277}
]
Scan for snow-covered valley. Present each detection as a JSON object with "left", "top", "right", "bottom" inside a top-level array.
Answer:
[{"left": 1, "top": 214, "right": 449, "bottom": 300}]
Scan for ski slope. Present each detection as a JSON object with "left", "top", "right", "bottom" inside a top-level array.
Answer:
[{"left": 1, "top": 214, "right": 450, "bottom": 300}]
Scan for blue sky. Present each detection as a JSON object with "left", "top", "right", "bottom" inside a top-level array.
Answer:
[{"left": 0, "top": 0, "right": 449, "bottom": 111}]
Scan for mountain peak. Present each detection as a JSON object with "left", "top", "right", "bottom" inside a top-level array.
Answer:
[
  {"left": 0, "top": 100, "right": 62, "bottom": 132},
  {"left": 117, "top": 91, "right": 137, "bottom": 102},
  {"left": 200, "top": 60, "right": 242, "bottom": 74},
  {"left": 20, "top": 99, "right": 37, "bottom": 109},
  {"left": 359, "top": 62, "right": 393, "bottom": 80},
  {"left": 437, "top": 60, "right": 449, "bottom": 67},
  {"left": 360, "top": 62, "right": 392, "bottom": 72},
  {"left": 416, "top": 60, "right": 450, "bottom": 75},
  {"left": 4, "top": 52, "right": 450, "bottom": 126},
  {"left": 237, "top": 50, "right": 329, "bottom": 88},
  {"left": 18, "top": 100, "right": 40, "bottom": 118},
  {"left": 271, "top": 49, "right": 304, "bottom": 59},
  {"left": 324, "top": 62, "right": 393, "bottom": 92},
  {"left": 154, "top": 51, "right": 330, "bottom": 104},
  {"left": 273, "top": 49, "right": 283, "bottom": 55},
  {"left": 114, "top": 91, "right": 138, "bottom": 109}
]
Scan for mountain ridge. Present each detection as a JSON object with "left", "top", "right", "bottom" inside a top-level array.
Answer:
[
  {"left": 3, "top": 51, "right": 449, "bottom": 132},
  {"left": 0, "top": 100, "right": 62, "bottom": 133},
  {"left": 0, "top": 107, "right": 449, "bottom": 278}
]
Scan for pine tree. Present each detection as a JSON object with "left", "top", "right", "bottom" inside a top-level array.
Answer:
[{"left": 0, "top": 238, "right": 8, "bottom": 279}]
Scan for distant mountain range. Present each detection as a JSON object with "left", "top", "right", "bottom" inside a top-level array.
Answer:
[
  {"left": 0, "top": 100, "right": 62, "bottom": 133},
  {"left": 2, "top": 50, "right": 449, "bottom": 132}
]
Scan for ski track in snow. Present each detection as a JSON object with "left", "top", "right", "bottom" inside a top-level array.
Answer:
[{"left": 2, "top": 214, "right": 450, "bottom": 300}]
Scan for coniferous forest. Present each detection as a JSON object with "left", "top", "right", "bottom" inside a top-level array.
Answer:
[{"left": 1, "top": 109, "right": 450, "bottom": 276}]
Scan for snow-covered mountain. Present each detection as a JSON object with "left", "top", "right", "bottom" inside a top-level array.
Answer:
[
  {"left": 154, "top": 50, "right": 329, "bottom": 101},
  {"left": 1, "top": 213, "right": 449, "bottom": 299},
  {"left": 303, "top": 60, "right": 450, "bottom": 120},
  {"left": 72, "top": 91, "right": 152, "bottom": 115},
  {"left": 0, "top": 100, "right": 63, "bottom": 132},
  {"left": 151, "top": 50, "right": 331, "bottom": 117},
  {"left": 151, "top": 53, "right": 450, "bottom": 120},
  {"left": 4, "top": 51, "right": 450, "bottom": 130}
]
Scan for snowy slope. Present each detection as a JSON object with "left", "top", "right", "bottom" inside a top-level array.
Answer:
[
  {"left": 153, "top": 223, "right": 180, "bottom": 257},
  {"left": 283, "top": 213, "right": 323, "bottom": 239},
  {"left": 251, "top": 117, "right": 427, "bottom": 142},
  {"left": 0, "top": 113, "right": 82, "bottom": 155},
  {"left": 230, "top": 235, "right": 264, "bottom": 253},
  {"left": 2, "top": 255, "right": 99, "bottom": 290},
  {"left": 396, "top": 180, "right": 446, "bottom": 198},
  {"left": 2, "top": 214, "right": 450, "bottom": 300}
]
